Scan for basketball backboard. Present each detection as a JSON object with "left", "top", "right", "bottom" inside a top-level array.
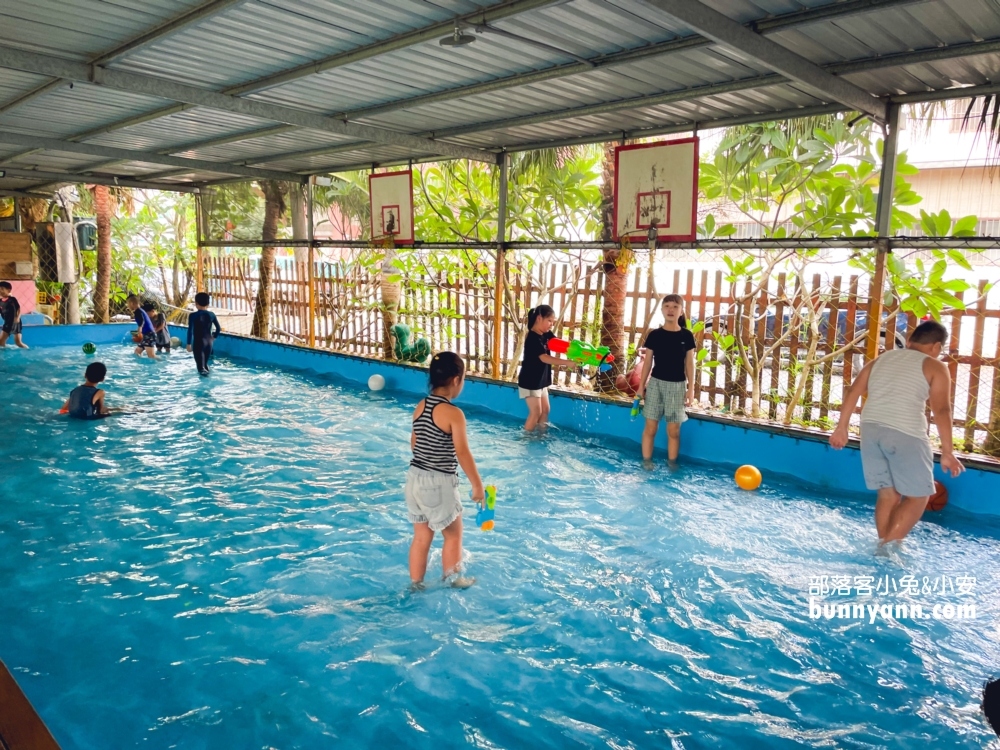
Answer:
[
  {"left": 613, "top": 138, "right": 699, "bottom": 242},
  {"left": 369, "top": 170, "right": 414, "bottom": 244}
]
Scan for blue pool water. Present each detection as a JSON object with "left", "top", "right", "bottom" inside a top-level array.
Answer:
[{"left": 1, "top": 345, "right": 999, "bottom": 749}]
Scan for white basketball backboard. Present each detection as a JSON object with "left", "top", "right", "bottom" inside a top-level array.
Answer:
[
  {"left": 369, "top": 170, "right": 414, "bottom": 244},
  {"left": 614, "top": 138, "right": 699, "bottom": 242}
]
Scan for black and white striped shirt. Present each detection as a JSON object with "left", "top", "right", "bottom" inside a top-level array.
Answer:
[{"left": 410, "top": 394, "right": 458, "bottom": 474}]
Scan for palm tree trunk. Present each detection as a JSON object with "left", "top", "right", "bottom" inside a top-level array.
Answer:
[
  {"left": 597, "top": 141, "right": 625, "bottom": 392},
  {"left": 93, "top": 185, "right": 112, "bottom": 323},
  {"left": 380, "top": 239, "right": 400, "bottom": 358},
  {"left": 251, "top": 181, "right": 286, "bottom": 339}
]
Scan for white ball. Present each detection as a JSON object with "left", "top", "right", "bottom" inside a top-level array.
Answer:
[
  {"left": 368, "top": 374, "right": 385, "bottom": 392},
  {"left": 170, "top": 336, "right": 182, "bottom": 348}
]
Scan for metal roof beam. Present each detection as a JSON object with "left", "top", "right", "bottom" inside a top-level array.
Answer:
[
  {"left": 638, "top": 0, "right": 887, "bottom": 121},
  {"left": 396, "top": 38, "right": 997, "bottom": 142},
  {"left": 92, "top": 0, "right": 251, "bottom": 66},
  {"left": 0, "top": 0, "right": 914, "bottom": 173},
  {"left": 175, "top": 10, "right": 982, "bottom": 172},
  {"left": 158, "top": 35, "right": 1000, "bottom": 175},
  {"left": 225, "top": 0, "right": 562, "bottom": 96},
  {"left": 0, "top": 46, "right": 495, "bottom": 163},
  {"left": 0, "top": 0, "right": 250, "bottom": 119},
  {"left": 0, "top": 132, "right": 303, "bottom": 182},
  {"left": 891, "top": 82, "right": 1000, "bottom": 104},
  {"left": 160, "top": 0, "right": 937, "bottom": 168},
  {"left": 336, "top": 0, "right": 924, "bottom": 122},
  {"left": 0, "top": 166, "right": 200, "bottom": 193},
  {"left": 51, "top": 124, "right": 300, "bottom": 184},
  {"left": 0, "top": 80, "right": 66, "bottom": 116}
]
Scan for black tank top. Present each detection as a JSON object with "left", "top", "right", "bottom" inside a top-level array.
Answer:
[{"left": 68, "top": 385, "right": 100, "bottom": 419}]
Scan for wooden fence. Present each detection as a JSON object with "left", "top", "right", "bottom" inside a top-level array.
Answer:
[{"left": 204, "top": 252, "right": 1000, "bottom": 454}]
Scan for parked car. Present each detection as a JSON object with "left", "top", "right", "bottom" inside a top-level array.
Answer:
[{"left": 692, "top": 306, "right": 907, "bottom": 373}]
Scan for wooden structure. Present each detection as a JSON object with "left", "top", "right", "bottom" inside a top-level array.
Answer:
[{"left": 0, "top": 660, "right": 61, "bottom": 750}]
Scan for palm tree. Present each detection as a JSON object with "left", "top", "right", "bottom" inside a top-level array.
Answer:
[
  {"left": 597, "top": 141, "right": 626, "bottom": 392},
  {"left": 251, "top": 180, "right": 287, "bottom": 339},
  {"left": 92, "top": 185, "right": 112, "bottom": 323}
]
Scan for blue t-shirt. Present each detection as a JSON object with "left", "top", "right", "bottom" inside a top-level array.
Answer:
[{"left": 134, "top": 308, "right": 154, "bottom": 334}]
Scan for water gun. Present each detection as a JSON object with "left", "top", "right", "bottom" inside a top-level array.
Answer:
[
  {"left": 473, "top": 485, "right": 497, "bottom": 531},
  {"left": 630, "top": 397, "right": 641, "bottom": 420},
  {"left": 548, "top": 338, "right": 614, "bottom": 371}
]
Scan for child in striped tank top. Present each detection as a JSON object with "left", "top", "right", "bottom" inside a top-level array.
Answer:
[{"left": 406, "top": 352, "right": 485, "bottom": 588}]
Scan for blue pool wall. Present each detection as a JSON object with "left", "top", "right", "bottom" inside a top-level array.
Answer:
[
  {"left": 211, "top": 331, "right": 1000, "bottom": 518},
  {"left": 19, "top": 323, "right": 1000, "bottom": 517}
]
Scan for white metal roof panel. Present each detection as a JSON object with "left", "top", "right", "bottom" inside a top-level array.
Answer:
[{"left": 0, "top": 0, "right": 998, "bottom": 194}]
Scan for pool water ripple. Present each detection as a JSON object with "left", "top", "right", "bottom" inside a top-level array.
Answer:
[{"left": 1, "top": 346, "right": 999, "bottom": 749}]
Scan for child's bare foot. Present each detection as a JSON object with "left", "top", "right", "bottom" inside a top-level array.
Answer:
[
  {"left": 409, "top": 581, "right": 426, "bottom": 592},
  {"left": 449, "top": 576, "right": 476, "bottom": 589},
  {"left": 15, "top": 341, "right": 28, "bottom": 349}
]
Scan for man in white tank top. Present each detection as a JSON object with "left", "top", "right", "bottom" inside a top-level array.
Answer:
[{"left": 830, "top": 320, "right": 964, "bottom": 545}]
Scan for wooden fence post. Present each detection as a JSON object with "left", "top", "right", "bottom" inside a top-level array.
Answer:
[{"left": 306, "top": 181, "right": 316, "bottom": 348}]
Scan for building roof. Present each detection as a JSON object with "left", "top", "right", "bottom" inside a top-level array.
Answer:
[{"left": 0, "top": 0, "right": 998, "bottom": 195}]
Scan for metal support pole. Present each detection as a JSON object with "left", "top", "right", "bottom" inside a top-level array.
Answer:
[
  {"left": 194, "top": 192, "right": 205, "bottom": 293},
  {"left": 866, "top": 103, "right": 899, "bottom": 363},
  {"left": 492, "top": 153, "right": 509, "bottom": 379},
  {"left": 307, "top": 180, "right": 316, "bottom": 348}
]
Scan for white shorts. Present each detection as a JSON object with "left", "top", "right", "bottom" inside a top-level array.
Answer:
[
  {"left": 519, "top": 387, "right": 548, "bottom": 399},
  {"left": 405, "top": 466, "right": 463, "bottom": 531}
]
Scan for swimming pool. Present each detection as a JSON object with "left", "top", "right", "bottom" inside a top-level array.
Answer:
[{"left": 2, "top": 344, "right": 998, "bottom": 749}]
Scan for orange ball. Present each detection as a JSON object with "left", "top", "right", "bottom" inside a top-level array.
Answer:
[
  {"left": 735, "top": 464, "right": 762, "bottom": 491},
  {"left": 927, "top": 481, "right": 948, "bottom": 511}
]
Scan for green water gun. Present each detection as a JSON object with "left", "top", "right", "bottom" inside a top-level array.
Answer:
[{"left": 548, "top": 338, "right": 614, "bottom": 371}]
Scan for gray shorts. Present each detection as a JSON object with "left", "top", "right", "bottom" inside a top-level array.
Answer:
[
  {"left": 405, "top": 466, "right": 463, "bottom": 531},
  {"left": 643, "top": 378, "right": 688, "bottom": 424},
  {"left": 860, "top": 422, "right": 935, "bottom": 497}
]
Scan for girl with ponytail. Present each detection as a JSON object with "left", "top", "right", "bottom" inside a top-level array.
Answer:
[
  {"left": 518, "top": 305, "right": 579, "bottom": 431},
  {"left": 635, "top": 294, "right": 696, "bottom": 463}
]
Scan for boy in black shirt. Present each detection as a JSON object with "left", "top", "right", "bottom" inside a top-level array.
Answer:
[{"left": 0, "top": 282, "right": 28, "bottom": 348}]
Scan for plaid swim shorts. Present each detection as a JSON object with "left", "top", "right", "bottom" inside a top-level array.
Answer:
[{"left": 643, "top": 378, "right": 688, "bottom": 424}]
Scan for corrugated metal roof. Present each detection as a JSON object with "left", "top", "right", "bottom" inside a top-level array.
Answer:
[{"left": 0, "top": 0, "right": 999, "bottom": 194}]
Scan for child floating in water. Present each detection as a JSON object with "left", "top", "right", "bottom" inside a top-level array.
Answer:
[
  {"left": 517, "top": 305, "right": 579, "bottom": 431},
  {"left": 62, "top": 362, "right": 111, "bottom": 419},
  {"left": 407, "top": 352, "right": 484, "bottom": 588},
  {"left": 830, "top": 320, "right": 964, "bottom": 545},
  {"left": 126, "top": 295, "right": 157, "bottom": 360},
  {"left": 186, "top": 292, "right": 221, "bottom": 376},
  {"left": 0, "top": 281, "right": 28, "bottom": 349},
  {"left": 636, "top": 294, "right": 696, "bottom": 464}
]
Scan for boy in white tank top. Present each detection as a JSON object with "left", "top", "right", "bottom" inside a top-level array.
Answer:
[{"left": 830, "top": 320, "right": 964, "bottom": 546}]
